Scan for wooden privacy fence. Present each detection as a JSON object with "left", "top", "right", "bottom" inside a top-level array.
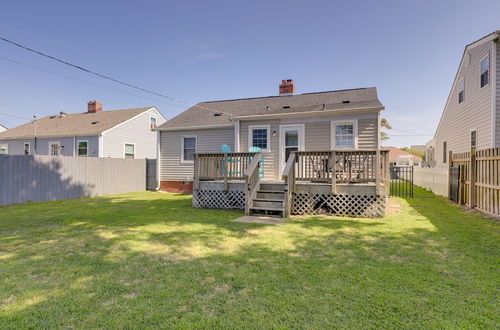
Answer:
[
  {"left": 0, "top": 155, "right": 146, "bottom": 206},
  {"left": 450, "top": 147, "right": 500, "bottom": 217}
]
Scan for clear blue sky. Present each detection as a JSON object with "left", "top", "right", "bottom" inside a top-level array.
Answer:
[{"left": 1, "top": 0, "right": 499, "bottom": 147}]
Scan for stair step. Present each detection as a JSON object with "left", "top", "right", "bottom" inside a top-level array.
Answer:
[
  {"left": 253, "top": 197, "right": 284, "bottom": 202},
  {"left": 257, "top": 190, "right": 285, "bottom": 194},
  {"left": 252, "top": 200, "right": 283, "bottom": 208},
  {"left": 259, "top": 183, "right": 285, "bottom": 191},
  {"left": 249, "top": 206, "right": 284, "bottom": 212}
]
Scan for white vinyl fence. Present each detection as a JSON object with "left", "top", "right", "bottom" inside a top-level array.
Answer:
[
  {"left": 413, "top": 167, "right": 449, "bottom": 197},
  {"left": 0, "top": 155, "right": 146, "bottom": 206}
]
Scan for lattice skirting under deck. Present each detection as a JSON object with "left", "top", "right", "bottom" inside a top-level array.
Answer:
[
  {"left": 193, "top": 190, "right": 245, "bottom": 210},
  {"left": 292, "top": 193, "right": 386, "bottom": 218}
]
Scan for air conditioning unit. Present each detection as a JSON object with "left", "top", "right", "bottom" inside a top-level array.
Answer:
[{"left": 150, "top": 123, "right": 158, "bottom": 130}]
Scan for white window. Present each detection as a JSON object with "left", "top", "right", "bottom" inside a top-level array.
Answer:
[
  {"left": 480, "top": 54, "right": 489, "bottom": 88},
  {"left": 150, "top": 116, "right": 157, "bottom": 129},
  {"left": 124, "top": 143, "right": 135, "bottom": 159},
  {"left": 331, "top": 120, "right": 358, "bottom": 149},
  {"left": 458, "top": 78, "right": 465, "bottom": 104},
  {"left": 77, "top": 140, "right": 88, "bottom": 156},
  {"left": 0, "top": 144, "right": 8, "bottom": 155},
  {"left": 49, "top": 141, "right": 61, "bottom": 156},
  {"left": 470, "top": 130, "right": 477, "bottom": 148},
  {"left": 181, "top": 136, "right": 196, "bottom": 163},
  {"left": 248, "top": 125, "right": 270, "bottom": 151},
  {"left": 24, "top": 143, "right": 30, "bottom": 155}
]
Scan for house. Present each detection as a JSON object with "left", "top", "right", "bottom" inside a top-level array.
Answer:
[
  {"left": 385, "top": 146, "right": 422, "bottom": 166},
  {"left": 158, "top": 80, "right": 389, "bottom": 218},
  {"left": 0, "top": 124, "right": 7, "bottom": 133},
  {"left": 0, "top": 101, "right": 166, "bottom": 158},
  {"left": 426, "top": 31, "right": 500, "bottom": 167}
]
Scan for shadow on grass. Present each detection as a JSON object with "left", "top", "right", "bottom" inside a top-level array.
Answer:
[{"left": 0, "top": 189, "right": 498, "bottom": 328}]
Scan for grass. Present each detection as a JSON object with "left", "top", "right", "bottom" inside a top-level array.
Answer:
[{"left": 0, "top": 187, "right": 498, "bottom": 328}]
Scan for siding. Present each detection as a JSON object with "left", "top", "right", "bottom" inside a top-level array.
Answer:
[
  {"left": 434, "top": 40, "right": 495, "bottom": 166},
  {"left": 0, "top": 136, "right": 99, "bottom": 156},
  {"left": 240, "top": 112, "right": 379, "bottom": 180},
  {"left": 102, "top": 108, "right": 166, "bottom": 159},
  {"left": 496, "top": 41, "right": 500, "bottom": 147},
  {"left": 159, "top": 127, "right": 235, "bottom": 181}
]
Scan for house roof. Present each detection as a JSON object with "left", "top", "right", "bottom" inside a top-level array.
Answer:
[
  {"left": 159, "top": 87, "right": 383, "bottom": 130},
  {"left": 0, "top": 107, "right": 153, "bottom": 140},
  {"left": 385, "top": 146, "right": 422, "bottom": 163},
  {"left": 0, "top": 124, "right": 7, "bottom": 131}
]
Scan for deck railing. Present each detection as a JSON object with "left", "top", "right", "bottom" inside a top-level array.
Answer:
[
  {"left": 244, "top": 153, "right": 262, "bottom": 214},
  {"left": 194, "top": 152, "right": 258, "bottom": 191},
  {"left": 282, "top": 152, "right": 296, "bottom": 218}
]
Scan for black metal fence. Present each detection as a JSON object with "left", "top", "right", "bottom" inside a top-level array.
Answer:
[{"left": 389, "top": 166, "right": 414, "bottom": 198}]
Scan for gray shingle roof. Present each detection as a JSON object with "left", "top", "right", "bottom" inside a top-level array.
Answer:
[
  {"left": 159, "top": 87, "right": 383, "bottom": 129},
  {"left": 0, "top": 107, "right": 152, "bottom": 140}
]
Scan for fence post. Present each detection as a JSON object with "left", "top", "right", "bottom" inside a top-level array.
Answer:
[
  {"left": 375, "top": 149, "right": 380, "bottom": 196},
  {"left": 447, "top": 150, "right": 453, "bottom": 199},
  {"left": 193, "top": 154, "right": 199, "bottom": 191},
  {"left": 331, "top": 150, "right": 336, "bottom": 194},
  {"left": 469, "top": 147, "right": 476, "bottom": 208},
  {"left": 223, "top": 153, "right": 229, "bottom": 192}
]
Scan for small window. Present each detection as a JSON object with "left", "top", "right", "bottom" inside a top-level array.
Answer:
[
  {"left": 50, "top": 142, "right": 61, "bottom": 156},
  {"left": 480, "top": 55, "right": 489, "bottom": 88},
  {"left": 470, "top": 130, "right": 477, "bottom": 148},
  {"left": 458, "top": 78, "right": 465, "bottom": 104},
  {"left": 249, "top": 125, "right": 270, "bottom": 151},
  {"left": 182, "top": 137, "right": 196, "bottom": 163},
  {"left": 0, "top": 144, "right": 8, "bottom": 155},
  {"left": 124, "top": 143, "right": 135, "bottom": 159},
  {"left": 24, "top": 143, "right": 30, "bottom": 155},
  {"left": 332, "top": 121, "right": 357, "bottom": 149},
  {"left": 443, "top": 141, "right": 447, "bottom": 164},
  {"left": 77, "top": 141, "right": 88, "bottom": 156},
  {"left": 150, "top": 116, "right": 157, "bottom": 129}
]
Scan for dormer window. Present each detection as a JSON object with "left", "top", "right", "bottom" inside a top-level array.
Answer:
[
  {"left": 480, "top": 54, "right": 489, "bottom": 88},
  {"left": 458, "top": 78, "right": 465, "bottom": 104}
]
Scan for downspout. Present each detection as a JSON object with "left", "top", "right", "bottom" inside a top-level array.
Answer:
[
  {"left": 155, "top": 130, "right": 161, "bottom": 191},
  {"left": 73, "top": 136, "right": 76, "bottom": 156}
]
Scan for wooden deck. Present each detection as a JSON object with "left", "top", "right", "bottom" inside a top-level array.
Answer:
[{"left": 193, "top": 150, "right": 390, "bottom": 218}]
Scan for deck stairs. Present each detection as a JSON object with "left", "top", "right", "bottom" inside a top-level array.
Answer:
[{"left": 249, "top": 182, "right": 285, "bottom": 218}]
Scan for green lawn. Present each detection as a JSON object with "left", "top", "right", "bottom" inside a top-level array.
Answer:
[{"left": 0, "top": 187, "right": 498, "bottom": 328}]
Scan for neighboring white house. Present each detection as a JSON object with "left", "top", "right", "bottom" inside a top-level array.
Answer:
[
  {"left": 157, "top": 80, "right": 384, "bottom": 193},
  {"left": 0, "top": 101, "right": 166, "bottom": 159},
  {"left": 426, "top": 31, "right": 500, "bottom": 167},
  {"left": 0, "top": 124, "right": 7, "bottom": 133}
]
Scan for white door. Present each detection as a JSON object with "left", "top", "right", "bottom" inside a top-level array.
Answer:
[
  {"left": 279, "top": 124, "right": 305, "bottom": 175},
  {"left": 49, "top": 141, "right": 61, "bottom": 156}
]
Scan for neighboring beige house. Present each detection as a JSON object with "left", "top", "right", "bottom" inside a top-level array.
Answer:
[
  {"left": 158, "top": 80, "right": 384, "bottom": 193},
  {"left": 426, "top": 31, "right": 500, "bottom": 167},
  {"left": 0, "top": 101, "right": 166, "bottom": 158},
  {"left": 385, "top": 146, "right": 422, "bottom": 166}
]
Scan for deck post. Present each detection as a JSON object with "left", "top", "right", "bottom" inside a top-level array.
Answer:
[
  {"left": 375, "top": 149, "right": 380, "bottom": 196},
  {"left": 331, "top": 150, "right": 336, "bottom": 194},
  {"left": 193, "top": 154, "right": 199, "bottom": 191},
  {"left": 448, "top": 150, "right": 453, "bottom": 199},
  {"left": 469, "top": 147, "right": 476, "bottom": 208},
  {"left": 384, "top": 151, "right": 390, "bottom": 196},
  {"left": 223, "top": 153, "right": 229, "bottom": 192}
]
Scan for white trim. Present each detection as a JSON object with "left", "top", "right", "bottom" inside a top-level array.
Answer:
[
  {"left": 279, "top": 124, "right": 305, "bottom": 175},
  {"left": 155, "top": 130, "right": 161, "bottom": 190},
  {"left": 0, "top": 143, "right": 8, "bottom": 155},
  {"left": 49, "top": 141, "right": 61, "bottom": 156},
  {"left": 234, "top": 120, "right": 240, "bottom": 152},
  {"left": 76, "top": 139, "right": 89, "bottom": 157},
  {"left": 158, "top": 124, "right": 234, "bottom": 131},
  {"left": 181, "top": 135, "right": 197, "bottom": 164},
  {"left": 491, "top": 41, "right": 497, "bottom": 147},
  {"left": 23, "top": 142, "right": 31, "bottom": 155},
  {"left": 123, "top": 142, "right": 136, "bottom": 159},
  {"left": 480, "top": 53, "right": 490, "bottom": 89},
  {"left": 98, "top": 134, "right": 103, "bottom": 157},
  {"left": 149, "top": 115, "right": 158, "bottom": 130},
  {"left": 248, "top": 124, "right": 271, "bottom": 152},
  {"left": 331, "top": 120, "right": 358, "bottom": 149},
  {"left": 101, "top": 107, "right": 164, "bottom": 135}
]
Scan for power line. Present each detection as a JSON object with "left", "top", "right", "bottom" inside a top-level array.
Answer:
[
  {"left": 0, "top": 111, "right": 32, "bottom": 121},
  {"left": 0, "top": 36, "right": 233, "bottom": 118},
  {"left": 0, "top": 56, "right": 185, "bottom": 109}
]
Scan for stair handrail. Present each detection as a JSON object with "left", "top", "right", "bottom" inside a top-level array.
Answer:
[
  {"left": 244, "top": 153, "right": 262, "bottom": 215},
  {"left": 282, "top": 152, "right": 296, "bottom": 218}
]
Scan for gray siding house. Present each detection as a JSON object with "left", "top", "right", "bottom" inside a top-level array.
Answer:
[
  {"left": 0, "top": 101, "right": 166, "bottom": 159},
  {"left": 158, "top": 80, "right": 384, "bottom": 193},
  {"left": 427, "top": 31, "right": 500, "bottom": 167}
]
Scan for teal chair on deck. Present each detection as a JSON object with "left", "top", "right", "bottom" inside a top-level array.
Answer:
[
  {"left": 221, "top": 144, "right": 241, "bottom": 177},
  {"left": 248, "top": 146, "right": 265, "bottom": 179}
]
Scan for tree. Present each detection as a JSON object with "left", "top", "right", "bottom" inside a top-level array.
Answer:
[
  {"left": 401, "top": 147, "right": 425, "bottom": 159},
  {"left": 380, "top": 118, "right": 392, "bottom": 142}
]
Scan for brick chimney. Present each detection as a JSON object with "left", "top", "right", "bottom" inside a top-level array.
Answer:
[
  {"left": 279, "top": 79, "right": 296, "bottom": 95},
  {"left": 87, "top": 100, "right": 103, "bottom": 113}
]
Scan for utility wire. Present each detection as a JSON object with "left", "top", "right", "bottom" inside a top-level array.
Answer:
[
  {"left": 0, "top": 111, "right": 32, "bottom": 121},
  {"left": 0, "top": 36, "right": 233, "bottom": 118}
]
